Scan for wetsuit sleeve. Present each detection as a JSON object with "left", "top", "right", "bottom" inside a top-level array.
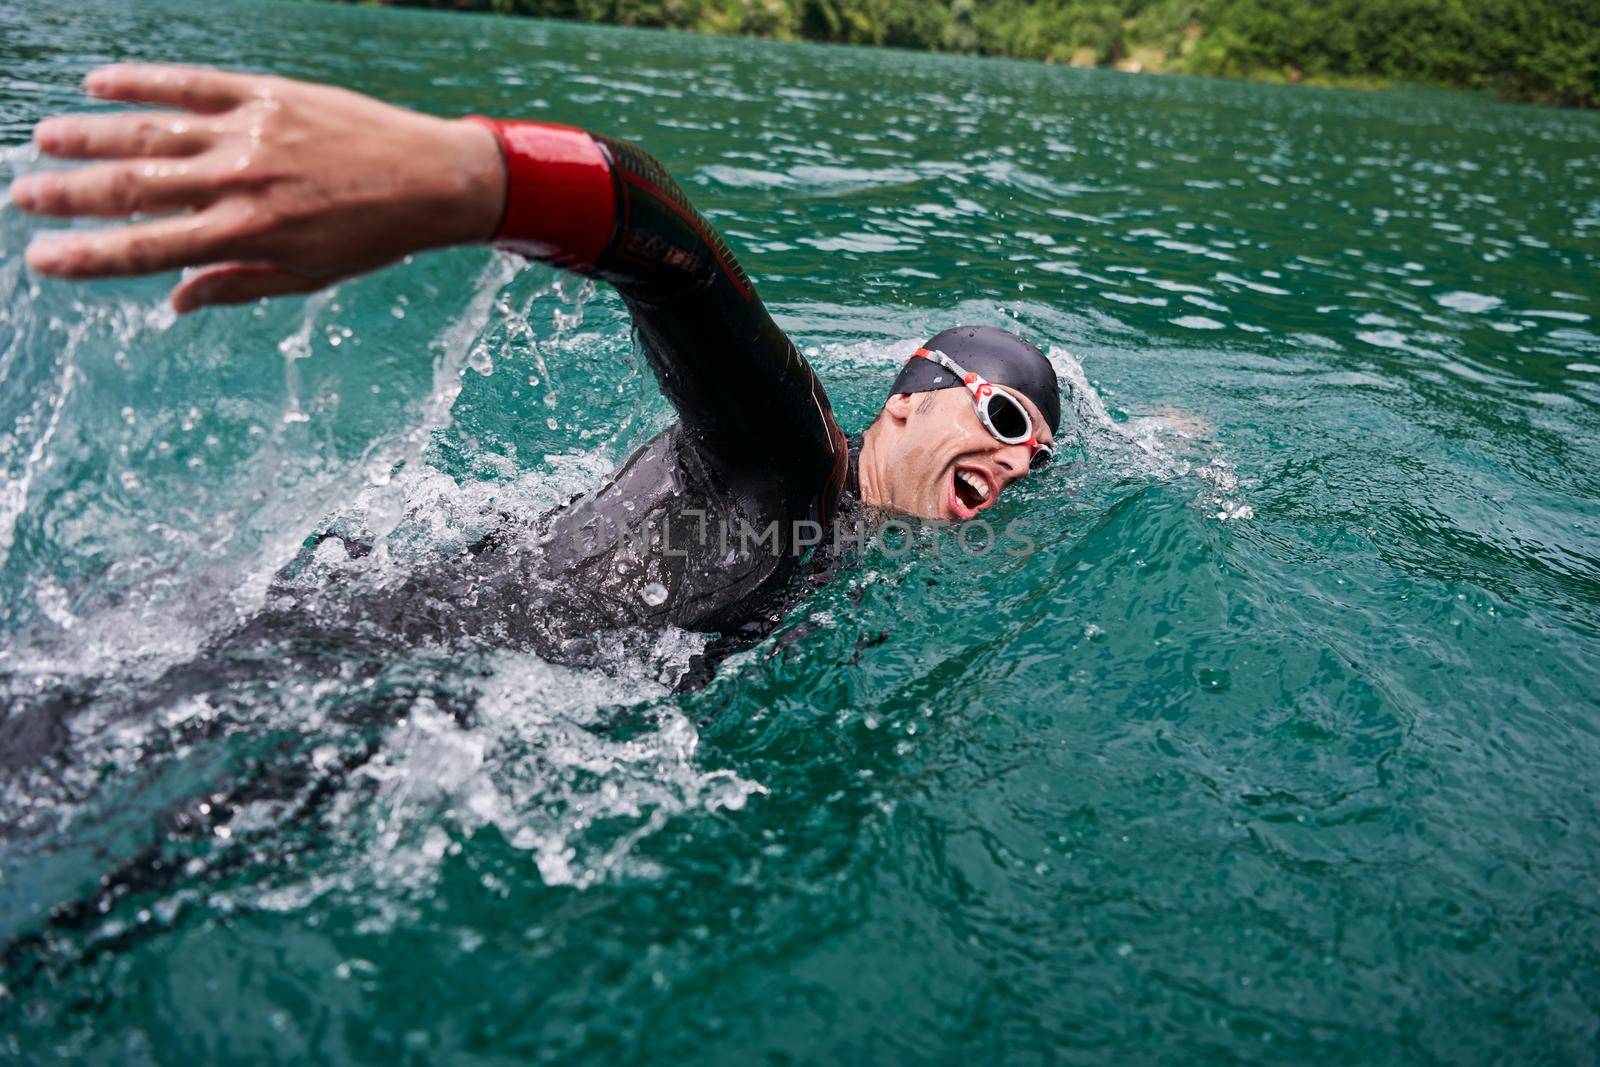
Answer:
[{"left": 465, "top": 116, "right": 849, "bottom": 519}]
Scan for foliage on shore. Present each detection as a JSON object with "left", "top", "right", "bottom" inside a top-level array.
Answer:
[{"left": 330, "top": 0, "right": 1598, "bottom": 107}]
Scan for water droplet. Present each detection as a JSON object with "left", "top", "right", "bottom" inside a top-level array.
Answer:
[{"left": 640, "top": 582, "right": 668, "bottom": 607}]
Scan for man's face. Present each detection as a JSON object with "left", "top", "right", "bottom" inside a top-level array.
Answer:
[{"left": 873, "top": 386, "right": 1054, "bottom": 521}]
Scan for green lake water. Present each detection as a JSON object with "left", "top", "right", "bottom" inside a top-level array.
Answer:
[{"left": 3, "top": 0, "right": 1600, "bottom": 1062}]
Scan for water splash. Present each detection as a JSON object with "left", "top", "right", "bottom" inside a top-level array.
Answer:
[
  {"left": 1049, "top": 345, "right": 1253, "bottom": 521},
  {"left": 0, "top": 237, "right": 751, "bottom": 951}
]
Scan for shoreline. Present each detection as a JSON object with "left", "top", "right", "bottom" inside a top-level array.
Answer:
[{"left": 311, "top": 0, "right": 1596, "bottom": 110}]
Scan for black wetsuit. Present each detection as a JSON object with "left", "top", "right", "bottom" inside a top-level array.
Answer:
[
  {"left": 522, "top": 130, "right": 852, "bottom": 627},
  {"left": 292, "top": 120, "right": 860, "bottom": 657}
]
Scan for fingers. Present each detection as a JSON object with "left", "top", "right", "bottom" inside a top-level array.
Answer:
[
  {"left": 83, "top": 63, "right": 257, "bottom": 114},
  {"left": 170, "top": 262, "right": 324, "bottom": 313},
  {"left": 25, "top": 205, "right": 255, "bottom": 279},
  {"left": 34, "top": 111, "right": 214, "bottom": 161},
  {"left": 11, "top": 159, "right": 224, "bottom": 218}
]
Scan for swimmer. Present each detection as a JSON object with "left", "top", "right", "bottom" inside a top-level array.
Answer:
[{"left": 9, "top": 64, "right": 1063, "bottom": 649}]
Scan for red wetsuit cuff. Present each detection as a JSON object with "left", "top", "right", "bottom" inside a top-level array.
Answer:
[{"left": 463, "top": 115, "right": 616, "bottom": 270}]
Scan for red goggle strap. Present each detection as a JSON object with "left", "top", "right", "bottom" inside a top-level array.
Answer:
[{"left": 915, "top": 347, "right": 1046, "bottom": 453}]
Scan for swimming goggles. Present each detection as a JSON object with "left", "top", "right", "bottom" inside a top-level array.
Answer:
[{"left": 914, "top": 347, "right": 1056, "bottom": 470}]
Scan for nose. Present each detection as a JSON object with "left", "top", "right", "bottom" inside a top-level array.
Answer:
[{"left": 992, "top": 442, "right": 1033, "bottom": 480}]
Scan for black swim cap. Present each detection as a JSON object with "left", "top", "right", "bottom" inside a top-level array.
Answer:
[{"left": 888, "top": 325, "right": 1061, "bottom": 434}]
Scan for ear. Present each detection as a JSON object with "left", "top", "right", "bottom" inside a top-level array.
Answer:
[{"left": 884, "top": 391, "right": 915, "bottom": 425}]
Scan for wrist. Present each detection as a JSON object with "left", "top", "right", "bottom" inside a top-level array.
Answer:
[
  {"left": 442, "top": 117, "right": 507, "bottom": 247},
  {"left": 460, "top": 116, "right": 615, "bottom": 269}
]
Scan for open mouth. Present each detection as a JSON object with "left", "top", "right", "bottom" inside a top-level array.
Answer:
[{"left": 949, "top": 465, "right": 995, "bottom": 519}]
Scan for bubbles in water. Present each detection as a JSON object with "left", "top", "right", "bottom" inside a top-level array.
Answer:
[{"left": 331, "top": 637, "right": 763, "bottom": 896}]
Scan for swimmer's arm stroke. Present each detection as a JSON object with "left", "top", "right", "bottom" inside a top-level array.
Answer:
[{"left": 12, "top": 63, "right": 844, "bottom": 491}]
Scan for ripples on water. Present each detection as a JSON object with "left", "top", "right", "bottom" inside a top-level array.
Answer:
[{"left": 2, "top": 0, "right": 1599, "bottom": 1062}]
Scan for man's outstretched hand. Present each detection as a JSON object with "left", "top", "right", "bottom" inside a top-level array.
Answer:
[{"left": 8, "top": 64, "right": 506, "bottom": 312}]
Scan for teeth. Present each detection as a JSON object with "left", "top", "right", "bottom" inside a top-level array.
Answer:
[{"left": 957, "top": 470, "right": 990, "bottom": 502}]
